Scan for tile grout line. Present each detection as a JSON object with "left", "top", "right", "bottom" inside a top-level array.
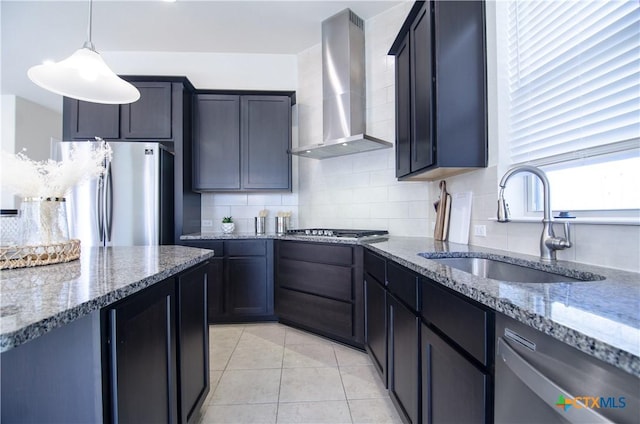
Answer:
[
  {"left": 274, "top": 326, "right": 287, "bottom": 424},
  {"left": 209, "top": 324, "right": 246, "bottom": 408},
  {"left": 333, "top": 344, "right": 356, "bottom": 424}
]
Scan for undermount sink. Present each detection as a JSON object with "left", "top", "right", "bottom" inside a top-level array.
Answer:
[{"left": 428, "top": 257, "right": 588, "bottom": 284}]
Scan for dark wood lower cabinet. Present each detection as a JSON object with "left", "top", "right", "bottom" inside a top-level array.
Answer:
[
  {"left": 107, "top": 277, "right": 178, "bottom": 424},
  {"left": 180, "top": 239, "right": 274, "bottom": 323},
  {"left": 206, "top": 258, "right": 224, "bottom": 318},
  {"left": 388, "top": 295, "right": 420, "bottom": 424},
  {"left": 364, "top": 250, "right": 493, "bottom": 424},
  {"left": 364, "top": 276, "right": 387, "bottom": 386},
  {"left": 275, "top": 240, "right": 364, "bottom": 347},
  {"left": 227, "top": 256, "right": 270, "bottom": 316},
  {"left": 421, "top": 323, "right": 489, "bottom": 423},
  {"left": 178, "top": 263, "right": 210, "bottom": 423},
  {"left": 104, "top": 262, "right": 210, "bottom": 424}
]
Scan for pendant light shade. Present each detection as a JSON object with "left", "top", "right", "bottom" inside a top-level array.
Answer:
[{"left": 27, "top": 0, "right": 140, "bottom": 104}]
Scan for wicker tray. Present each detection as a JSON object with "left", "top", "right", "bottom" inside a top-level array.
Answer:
[{"left": 0, "top": 239, "right": 81, "bottom": 270}]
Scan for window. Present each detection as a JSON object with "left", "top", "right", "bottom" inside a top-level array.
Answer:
[{"left": 504, "top": 0, "right": 640, "bottom": 214}]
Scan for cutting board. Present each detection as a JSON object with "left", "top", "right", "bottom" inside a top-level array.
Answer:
[{"left": 447, "top": 192, "right": 473, "bottom": 244}]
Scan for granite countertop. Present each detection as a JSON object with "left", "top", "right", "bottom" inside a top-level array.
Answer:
[
  {"left": 364, "top": 236, "right": 640, "bottom": 377},
  {"left": 0, "top": 245, "right": 215, "bottom": 352}
]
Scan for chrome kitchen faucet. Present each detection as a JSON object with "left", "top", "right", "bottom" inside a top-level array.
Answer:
[{"left": 497, "top": 165, "right": 572, "bottom": 262}]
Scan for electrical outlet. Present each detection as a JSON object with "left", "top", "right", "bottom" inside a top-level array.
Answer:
[
  {"left": 202, "top": 219, "right": 213, "bottom": 227},
  {"left": 474, "top": 225, "right": 487, "bottom": 237}
]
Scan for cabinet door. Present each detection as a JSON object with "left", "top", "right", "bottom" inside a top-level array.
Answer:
[
  {"left": 193, "top": 94, "right": 241, "bottom": 190},
  {"left": 422, "top": 324, "right": 488, "bottom": 424},
  {"left": 178, "top": 264, "right": 209, "bottom": 424},
  {"left": 121, "top": 82, "right": 172, "bottom": 139},
  {"left": 434, "top": 1, "right": 487, "bottom": 168},
  {"left": 410, "top": 2, "right": 434, "bottom": 172},
  {"left": 107, "top": 278, "right": 178, "bottom": 424},
  {"left": 207, "top": 258, "right": 225, "bottom": 321},
  {"left": 63, "top": 97, "right": 120, "bottom": 140},
  {"left": 364, "top": 277, "right": 387, "bottom": 387},
  {"left": 241, "top": 96, "right": 292, "bottom": 190},
  {"left": 226, "top": 256, "right": 270, "bottom": 316},
  {"left": 388, "top": 295, "right": 420, "bottom": 424},
  {"left": 395, "top": 33, "right": 412, "bottom": 178}
]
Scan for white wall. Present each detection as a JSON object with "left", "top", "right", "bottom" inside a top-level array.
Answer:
[
  {"left": 103, "top": 51, "right": 297, "bottom": 91},
  {"left": 0, "top": 95, "right": 61, "bottom": 208}
]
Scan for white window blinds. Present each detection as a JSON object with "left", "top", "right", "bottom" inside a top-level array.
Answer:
[{"left": 507, "top": 0, "right": 640, "bottom": 165}]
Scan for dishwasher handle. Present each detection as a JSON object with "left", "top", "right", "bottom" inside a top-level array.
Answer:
[{"left": 498, "top": 337, "right": 612, "bottom": 424}]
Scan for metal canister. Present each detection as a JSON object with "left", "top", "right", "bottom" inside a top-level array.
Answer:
[
  {"left": 275, "top": 216, "right": 288, "bottom": 235},
  {"left": 255, "top": 217, "right": 266, "bottom": 235}
]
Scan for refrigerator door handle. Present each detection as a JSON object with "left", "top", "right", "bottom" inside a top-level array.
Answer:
[
  {"left": 105, "top": 162, "right": 114, "bottom": 242},
  {"left": 96, "top": 174, "right": 104, "bottom": 243}
]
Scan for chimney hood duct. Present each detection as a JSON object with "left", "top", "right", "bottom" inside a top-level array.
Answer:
[{"left": 290, "top": 9, "right": 392, "bottom": 159}]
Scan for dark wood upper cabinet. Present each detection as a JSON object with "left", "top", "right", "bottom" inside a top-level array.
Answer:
[
  {"left": 64, "top": 80, "right": 173, "bottom": 141},
  {"left": 121, "top": 82, "right": 172, "bottom": 139},
  {"left": 64, "top": 100, "right": 120, "bottom": 140},
  {"left": 395, "top": 33, "right": 412, "bottom": 178},
  {"left": 193, "top": 94, "right": 241, "bottom": 190},
  {"left": 193, "top": 92, "right": 293, "bottom": 192},
  {"left": 410, "top": 4, "right": 434, "bottom": 173},
  {"left": 241, "top": 96, "right": 292, "bottom": 190},
  {"left": 389, "top": 0, "right": 487, "bottom": 181}
]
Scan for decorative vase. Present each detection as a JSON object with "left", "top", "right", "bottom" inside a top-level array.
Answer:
[
  {"left": 20, "top": 197, "right": 70, "bottom": 246},
  {"left": 221, "top": 222, "right": 235, "bottom": 234}
]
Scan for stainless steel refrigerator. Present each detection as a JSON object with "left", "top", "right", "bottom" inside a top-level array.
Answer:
[{"left": 54, "top": 141, "right": 174, "bottom": 247}]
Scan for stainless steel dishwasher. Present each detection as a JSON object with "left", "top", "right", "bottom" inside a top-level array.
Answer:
[{"left": 495, "top": 314, "right": 639, "bottom": 423}]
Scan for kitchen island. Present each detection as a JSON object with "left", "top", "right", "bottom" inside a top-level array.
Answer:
[{"left": 0, "top": 245, "right": 215, "bottom": 423}]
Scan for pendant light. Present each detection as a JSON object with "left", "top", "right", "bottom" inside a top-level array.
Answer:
[{"left": 27, "top": 0, "right": 140, "bottom": 104}]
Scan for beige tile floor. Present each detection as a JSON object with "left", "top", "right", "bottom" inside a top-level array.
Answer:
[{"left": 200, "top": 322, "right": 403, "bottom": 424}]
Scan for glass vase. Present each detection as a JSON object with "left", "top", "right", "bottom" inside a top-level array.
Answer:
[{"left": 20, "top": 197, "right": 70, "bottom": 246}]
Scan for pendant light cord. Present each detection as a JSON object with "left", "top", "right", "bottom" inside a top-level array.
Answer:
[{"left": 83, "top": 0, "right": 96, "bottom": 51}]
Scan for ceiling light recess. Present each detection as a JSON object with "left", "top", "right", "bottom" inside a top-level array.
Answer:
[{"left": 27, "top": 0, "right": 140, "bottom": 104}]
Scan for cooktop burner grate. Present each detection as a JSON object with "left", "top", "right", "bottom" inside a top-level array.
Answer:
[{"left": 286, "top": 229, "right": 389, "bottom": 238}]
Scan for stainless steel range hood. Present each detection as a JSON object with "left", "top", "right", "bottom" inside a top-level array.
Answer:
[{"left": 291, "top": 9, "right": 392, "bottom": 160}]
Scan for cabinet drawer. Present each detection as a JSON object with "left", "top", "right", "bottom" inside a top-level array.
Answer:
[
  {"left": 226, "top": 240, "right": 265, "bottom": 257},
  {"left": 278, "top": 258, "right": 352, "bottom": 301},
  {"left": 387, "top": 262, "right": 420, "bottom": 312},
  {"left": 279, "top": 241, "right": 352, "bottom": 266},
  {"left": 364, "top": 249, "right": 386, "bottom": 285},
  {"left": 180, "top": 240, "right": 224, "bottom": 257},
  {"left": 422, "top": 280, "right": 489, "bottom": 365},
  {"left": 276, "top": 289, "right": 352, "bottom": 339}
]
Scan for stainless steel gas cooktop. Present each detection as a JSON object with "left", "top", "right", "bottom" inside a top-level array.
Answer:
[{"left": 286, "top": 229, "right": 389, "bottom": 240}]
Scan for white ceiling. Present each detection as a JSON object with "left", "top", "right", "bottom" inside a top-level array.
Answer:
[{"left": 1, "top": 0, "right": 404, "bottom": 112}]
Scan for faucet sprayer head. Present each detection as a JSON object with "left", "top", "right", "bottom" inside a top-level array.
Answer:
[{"left": 497, "top": 188, "right": 510, "bottom": 222}]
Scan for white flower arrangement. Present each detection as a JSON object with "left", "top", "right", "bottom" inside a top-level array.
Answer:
[{"left": 0, "top": 142, "right": 112, "bottom": 198}]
